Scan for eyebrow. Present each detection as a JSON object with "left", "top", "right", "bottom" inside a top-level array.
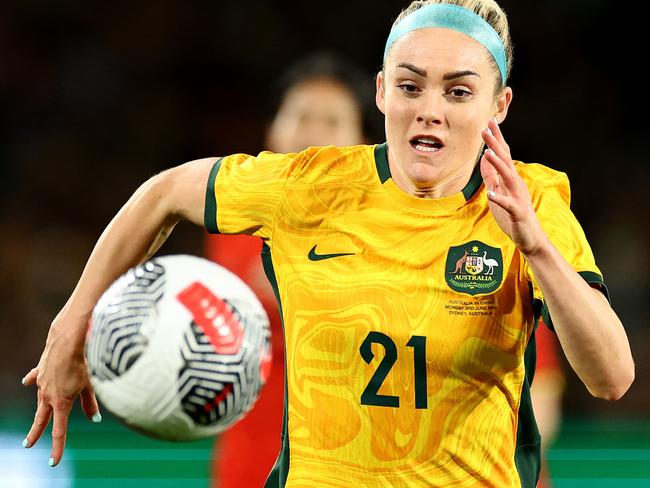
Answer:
[
  {"left": 443, "top": 70, "right": 480, "bottom": 80},
  {"left": 396, "top": 64, "right": 480, "bottom": 81},
  {"left": 397, "top": 63, "right": 427, "bottom": 77}
]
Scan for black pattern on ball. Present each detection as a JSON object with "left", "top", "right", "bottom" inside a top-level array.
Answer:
[
  {"left": 87, "top": 261, "right": 166, "bottom": 381},
  {"left": 178, "top": 299, "right": 266, "bottom": 427}
]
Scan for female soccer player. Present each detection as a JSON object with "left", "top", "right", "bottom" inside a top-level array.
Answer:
[{"left": 23, "top": 1, "right": 634, "bottom": 486}]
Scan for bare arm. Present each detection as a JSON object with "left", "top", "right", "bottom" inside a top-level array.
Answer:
[
  {"left": 22, "top": 157, "right": 218, "bottom": 466},
  {"left": 480, "top": 118, "right": 634, "bottom": 400},
  {"left": 525, "top": 244, "right": 633, "bottom": 400}
]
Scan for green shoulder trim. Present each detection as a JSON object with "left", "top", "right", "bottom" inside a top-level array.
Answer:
[
  {"left": 261, "top": 243, "right": 290, "bottom": 488},
  {"left": 374, "top": 143, "right": 391, "bottom": 184},
  {"left": 204, "top": 158, "right": 223, "bottom": 234},
  {"left": 541, "top": 271, "right": 610, "bottom": 331},
  {"left": 461, "top": 163, "right": 484, "bottom": 201},
  {"left": 578, "top": 271, "right": 610, "bottom": 302}
]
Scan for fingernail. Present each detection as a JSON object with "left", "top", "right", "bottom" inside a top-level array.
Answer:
[
  {"left": 21, "top": 377, "right": 27, "bottom": 386},
  {"left": 48, "top": 457, "right": 56, "bottom": 467},
  {"left": 485, "top": 128, "right": 493, "bottom": 137},
  {"left": 488, "top": 190, "right": 496, "bottom": 199},
  {"left": 491, "top": 117, "right": 499, "bottom": 124},
  {"left": 22, "top": 438, "right": 30, "bottom": 448},
  {"left": 92, "top": 412, "right": 103, "bottom": 423},
  {"left": 486, "top": 148, "right": 495, "bottom": 157}
]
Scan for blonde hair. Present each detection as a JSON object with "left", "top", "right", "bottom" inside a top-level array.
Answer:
[{"left": 391, "top": 0, "right": 513, "bottom": 85}]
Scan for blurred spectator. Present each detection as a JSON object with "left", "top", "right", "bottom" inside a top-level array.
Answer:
[{"left": 205, "top": 52, "right": 378, "bottom": 488}]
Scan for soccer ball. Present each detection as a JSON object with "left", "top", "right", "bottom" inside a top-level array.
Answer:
[{"left": 85, "top": 255, "right": 272, "bottom": 441}]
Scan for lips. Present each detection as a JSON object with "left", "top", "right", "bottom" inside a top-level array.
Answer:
[{"left": 409, "top": 135, "right": 444, "bottom": 153}]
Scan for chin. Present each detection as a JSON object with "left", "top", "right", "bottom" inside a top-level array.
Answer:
[{"left": 408, "top": 161, "right": 442, "bottom": 185}]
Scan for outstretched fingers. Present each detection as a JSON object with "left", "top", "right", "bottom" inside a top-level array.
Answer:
[
  {"left": 80, "top": 383, "right": 102, "bottom": 423},
  {"left": 479, "top": 152, "right": 500, "bottom": 192},
  {"left": 23, "top": 381, "right": 78, "bottom": 467},
  {"left": 24, "top": 395, "right": 52, "bottom": 449},
  {"left": 479, "top": 118, "right": 546, "bottom": 253},
  {"left": 22, "top": 367, "right": 38, "bottom": 386},
  {"left": 486, "top": 186, "right": 515, "bottom": 213},
  {"left": 482, "top": 145, "right": 518, "bottom": 192},
  {"left": 49, "top": 402, "right": 72, "bottom": 467},
  {"left": 481, "top": 153, "right": 515, "bottom": 214},
  {"left": 480, "top": 120, "right": 522, "bottom": 216},
  {"left": 487, "top": 117, "right": 510, "bottom": 154}
]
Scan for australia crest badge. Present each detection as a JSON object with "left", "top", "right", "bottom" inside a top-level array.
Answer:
[{"left": 445, "top": 240, "right": 503, "bottom": 296}]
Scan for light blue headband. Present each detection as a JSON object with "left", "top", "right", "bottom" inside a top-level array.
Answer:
[{"left": 384, "top": 3, "right": 507, "bottom": 86}]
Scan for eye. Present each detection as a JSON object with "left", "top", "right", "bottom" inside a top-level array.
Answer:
[
  {"left": 397, "top": 83, "right": 421, "bottom": 96},
  {"left": 447, "top": 87, "right": 472, "bottom": 100}
]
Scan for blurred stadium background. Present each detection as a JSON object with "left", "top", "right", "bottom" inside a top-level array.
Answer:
[{"left": 1, "top": 0, "right": 648, "bottom": 486}]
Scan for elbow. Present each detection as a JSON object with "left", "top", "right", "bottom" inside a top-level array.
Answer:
[
  {"left": 138, "top": 169, "right": 178, "bottom": 216},
  {"left": 588, "top": 367, "right": 635, "bottom": 401}
]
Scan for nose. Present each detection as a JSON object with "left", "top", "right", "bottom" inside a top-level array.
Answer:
[{"left": 416, "top": 93, "right": 442, "bottom": 125}]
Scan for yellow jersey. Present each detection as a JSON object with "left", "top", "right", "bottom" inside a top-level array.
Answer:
[{"left": 204, "top": 143, "right": 605, "bottom": 488}]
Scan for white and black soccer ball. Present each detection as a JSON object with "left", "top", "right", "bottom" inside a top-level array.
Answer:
[{"left": 86, "top": 255, "right": 272, "bottom": 441}]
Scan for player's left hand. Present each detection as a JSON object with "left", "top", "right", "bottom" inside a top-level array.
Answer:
[
  {"left": 22, "top": 320, "right": 100, "bottom": 467},
  {"left": 480, "top": 118, "right": 548, "bottom": 257}
]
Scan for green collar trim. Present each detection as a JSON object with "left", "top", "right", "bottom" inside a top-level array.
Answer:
[
  {"left": 374, "top": 143, "right": 391, "bottom": 184},
  {"left": 462, "top": 162, "right": 484, "bottom": 201},
  {"left": 374, "top": 142, "right": 483, "bottom": 201}
]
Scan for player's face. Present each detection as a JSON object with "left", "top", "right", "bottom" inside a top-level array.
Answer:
[
  {"left": 266, "top": 77, "right": 364, "bottom": 153},
  {"left": 376, "top": 28, "right": 512, "bottom": 194}
]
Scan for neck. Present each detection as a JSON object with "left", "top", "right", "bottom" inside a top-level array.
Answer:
[{"left": 387, "top": 152, "right": 478, "bottom": 199}]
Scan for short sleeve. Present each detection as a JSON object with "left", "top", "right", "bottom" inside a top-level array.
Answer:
[
  {"left": 204, "top": 150, "right": 308, "bottom": 240},
  {"left": 522, "top": 168, "right": 610, "bottom": 327}
]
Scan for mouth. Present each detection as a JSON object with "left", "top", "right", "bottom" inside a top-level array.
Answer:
[{"left": 409, "top": 135, "right": 444, "bottom": 153}]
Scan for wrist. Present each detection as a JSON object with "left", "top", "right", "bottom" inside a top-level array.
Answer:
[
  {"left": 521, "top": 235, "right": 554, "bottom": 262},
  {"left": 49, "top": 311, "right": 91, "bottom": 354}
]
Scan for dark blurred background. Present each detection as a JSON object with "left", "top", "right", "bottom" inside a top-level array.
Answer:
[{"left": 1, "top": 0, "right": 648, "bottom": 485}]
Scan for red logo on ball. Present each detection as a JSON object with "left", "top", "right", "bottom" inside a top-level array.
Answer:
[{"left": 177, "top": 282, "right": 244, "bottom": 355}]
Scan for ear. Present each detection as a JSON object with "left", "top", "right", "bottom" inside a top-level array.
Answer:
[
  {"left": 375, "top": 71, "right": 386, "bottom": 115},
  {"left": 493, "top": 86, "right": 513, "bottom": 124}
]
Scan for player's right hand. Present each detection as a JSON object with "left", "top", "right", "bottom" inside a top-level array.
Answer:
[{"left": 21, "top": 319, "right": 101, "bottom": 467}]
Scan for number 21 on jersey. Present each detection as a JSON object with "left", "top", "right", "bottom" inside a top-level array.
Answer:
[{"left": 360, "top": 331, "right": 428, "bottom": 409}]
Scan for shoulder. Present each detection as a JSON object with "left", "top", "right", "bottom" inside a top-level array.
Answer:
[
  {"left": 215, "top": 144, "right": 376, "bottom": 187},
  {"left": 513, "top": 161, "right": 571, "bottom": 206},
  {"left": 290, "top": 144, "right": 377, "bottom": 183},
  {"left": 299, "top": 144, "right": 375, "bottom": 169}
]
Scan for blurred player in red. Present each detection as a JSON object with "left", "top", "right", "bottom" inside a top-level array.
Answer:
[
  {"left": 205, "top": 52, "right": 377, "bottom": 488},
  {"left": 532, "top": 320, "right": 565, "bottom": 488}
]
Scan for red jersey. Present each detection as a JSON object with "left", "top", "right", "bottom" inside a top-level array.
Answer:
[{"left": 206, "top": 233, "right": 285, "bottom": 488}]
